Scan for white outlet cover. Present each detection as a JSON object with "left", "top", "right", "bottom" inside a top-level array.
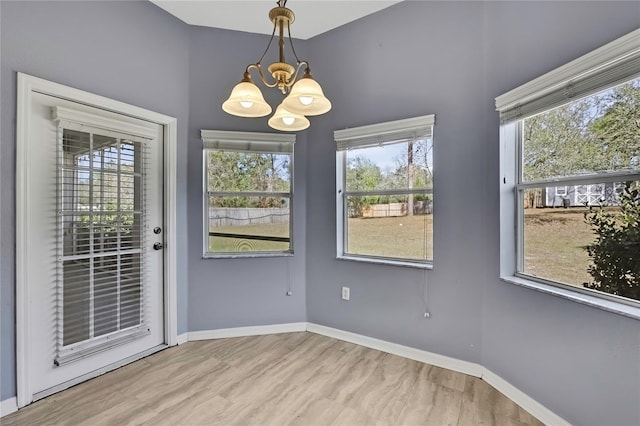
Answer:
[{"left": 342, "top": 286, "right": 350, "bottom": 300}]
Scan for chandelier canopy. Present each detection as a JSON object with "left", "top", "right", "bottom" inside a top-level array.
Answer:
[{"left": 222, "top": 0, "right": 332, "bottom": 131}]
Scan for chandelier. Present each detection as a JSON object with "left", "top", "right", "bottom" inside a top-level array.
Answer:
[{"left": 222, "top": 0, "right": 332, "bottom": 132}]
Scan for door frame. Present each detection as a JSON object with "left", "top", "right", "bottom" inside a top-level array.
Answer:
[{"left": 15, "top": 72, "right": 179, "bottom": 408}]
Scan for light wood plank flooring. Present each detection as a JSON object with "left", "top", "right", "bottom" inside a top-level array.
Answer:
[{"left": 3, "top": 332, "right": 543, "bottom": 425}]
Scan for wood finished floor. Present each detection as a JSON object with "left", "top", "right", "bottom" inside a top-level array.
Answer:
[{"left": 3, "top": 332, "right": 543, "bottom": 426}]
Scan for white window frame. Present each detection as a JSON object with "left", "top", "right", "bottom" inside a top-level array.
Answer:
[
  {"left": 335, "top": 115, "right": 435, "bottom": 268},
  {"left": 496, "top": 29, "right": 640, "bottom": 318},
  {"left": 201, "top": 130, "right": 295, "bottom": 258}
]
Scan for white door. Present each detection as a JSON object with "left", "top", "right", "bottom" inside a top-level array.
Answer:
[{"left": 24, "top": 91, "right": 165, "bottom": 400}]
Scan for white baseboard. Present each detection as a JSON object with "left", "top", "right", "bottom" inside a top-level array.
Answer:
[
  {"left": 188, "top": 322, "right": 307, "bottom": 341},
  {"left": 1, "top": 397, "right": 18, "bottom": 418},
  {"left": 306, "top": 323, "right": 484, "bottom": 378},
  {"left": 306, "top": 323, "right": 568, "bottom": 425},
  {"left": 176, "top": 333, "right": 188, "bottom": 345},
  {"left": 482, "top": 368, "right": 570, "bottom": 426}
]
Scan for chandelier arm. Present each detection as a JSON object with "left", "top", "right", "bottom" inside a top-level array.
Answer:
[
  {"left": 246, "top": 63, "right": 280, "bottom": 89},
  {"left": 257, "top": 19, "right": 279, "bottom": 66},
  {"left": 284, "top": 61, "right": 309, "bottom": 88},
  {"left": 287, "top": 20, "right": 302, "bottom": 65}
]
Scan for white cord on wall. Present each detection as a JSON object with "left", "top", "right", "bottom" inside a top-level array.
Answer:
[
  {"left": 422, "top": 268, "right": 430, "bottom": 318},
  {"left": 286, "top": 256, "right": 293, "bottom": 296}
]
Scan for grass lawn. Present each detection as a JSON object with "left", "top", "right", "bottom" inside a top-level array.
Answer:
[
  {"left": 523, "top": 208, "right": 595, "bottom": 287},
  {"left": 347, "top": 215, "right": 433, "bottom": 261},
  {"left": 209, "top": 209, "right": 605, "bottom": 291}
]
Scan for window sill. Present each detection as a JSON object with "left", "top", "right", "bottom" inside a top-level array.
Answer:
[
  {"left": 203, "top": 252, "right": 294, "bottom": 259},
  {"left": 501, "top": 275, "right": 640, "bottom": 320},
  {"left": 338, "top": 255, "right": 433, "bottom": 270}
]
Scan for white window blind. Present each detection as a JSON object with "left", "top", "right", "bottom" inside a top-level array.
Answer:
[
  {"left": 335, "top": 115, "right": 435, "bottom": 151},
  {"left": 54, "top": 108, "right": 155, "bottom": 365},
  {"left": 495, "top": 28, "right": 640, "bottom": 123},
  {"left": 201, "top": 130, "right": 295, "bottom": 154}
]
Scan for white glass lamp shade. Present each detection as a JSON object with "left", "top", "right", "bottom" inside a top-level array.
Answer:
[
  {"left": 222, "top": 78, "right": 272, "bottom": 118},
  {"left": 282, "top": 72, "right": 332, "bottom": 116},
  {"left": 268, "top": 104, "right": 310, "bottom": 132}
]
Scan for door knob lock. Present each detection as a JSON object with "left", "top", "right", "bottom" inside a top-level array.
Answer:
[{"left": 153, "top": 242, "right": 164, "bottom": 250}]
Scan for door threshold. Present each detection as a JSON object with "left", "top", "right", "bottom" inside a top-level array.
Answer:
[{"left": 32, "top": 344, "right": 168, "bottom": 403}]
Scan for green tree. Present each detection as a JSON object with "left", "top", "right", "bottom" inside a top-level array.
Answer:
[
  {"left": 384, "top": 139, "right": 433, "bottom": 211},
  {"left": 523, "top": 98, "right": 605, "bottom": 181},
  {"left": 589, "top": 81, "right": 640, "bottom": 170},
  {"left": 383, "top": 140, "right": 433, "bottom": 190},
  {"left": 584, "top": 183, "right": 640, "bottom": 301},
  {"left": 207, "top": 151, "right": 290, "bottom": 208},
  {"left": 346, "top": 156, "right": 382, "bottom": 190},
  {"left": 346, "top": 156, "right": 382, "bottom": 217},
  {"left": 524, "top": 79, "right": 640, "bottom": 182}
]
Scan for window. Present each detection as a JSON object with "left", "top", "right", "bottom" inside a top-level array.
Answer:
[
  {"left": 496, "top": 29, "right": 640, "bottom": 310},
  {"left": 335, "top": 115, "right": 435, "bottom": 266},
  {"left": 202, "top": 130, "right": 294, "bottom": 257}
]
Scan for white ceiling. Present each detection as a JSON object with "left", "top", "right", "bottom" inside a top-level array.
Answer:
[{"left": 150, "top": 1, "right": 403, "bottom": 40}]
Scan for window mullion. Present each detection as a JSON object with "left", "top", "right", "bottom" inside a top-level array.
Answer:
[
  {"left": 519, "top": 171, "right": 640, "bottom": 189},
  {"left": 208, "top": 191, "right": 291, "bottom": 198},
  {"left": 345, "top": 189, "right": 433, "bottom": 197}
]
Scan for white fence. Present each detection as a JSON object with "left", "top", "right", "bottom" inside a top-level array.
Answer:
[{"left": 209, "top": 208, "right": 289, "bottom": 227}]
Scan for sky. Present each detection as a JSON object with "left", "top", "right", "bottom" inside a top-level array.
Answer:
[{"left": 347, "top": 140, "right": 433, "bottom": 174}]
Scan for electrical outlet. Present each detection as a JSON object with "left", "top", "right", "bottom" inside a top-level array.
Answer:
[{"left": 341, "top": 286, "right": 350, "bottom": 301}]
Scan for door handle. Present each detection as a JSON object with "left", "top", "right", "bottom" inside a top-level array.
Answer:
[{"left": 153, "top": 242, "right": 164, "bottom": 250}]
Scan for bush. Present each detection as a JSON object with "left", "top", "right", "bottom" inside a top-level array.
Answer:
[{"left": 583, "top": 183, "right": 640, "bottom": 301}]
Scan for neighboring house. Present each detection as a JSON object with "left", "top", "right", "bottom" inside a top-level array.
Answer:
[{"left": 544, "top": 183, "right": 625, "bottom": 207}]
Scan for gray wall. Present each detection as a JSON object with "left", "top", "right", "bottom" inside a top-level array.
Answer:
[
  {"left": 305, "top": 2, "right": 640, "bottom": 425},
  {"left": 0, "top": 0, "right": 191, "bottom": 400},
  {"left": 306, "top": 0, "right": 487, "bottom": 364},
  {"left": 186, "top": 26, "right": 307, "bottom": 331}
]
